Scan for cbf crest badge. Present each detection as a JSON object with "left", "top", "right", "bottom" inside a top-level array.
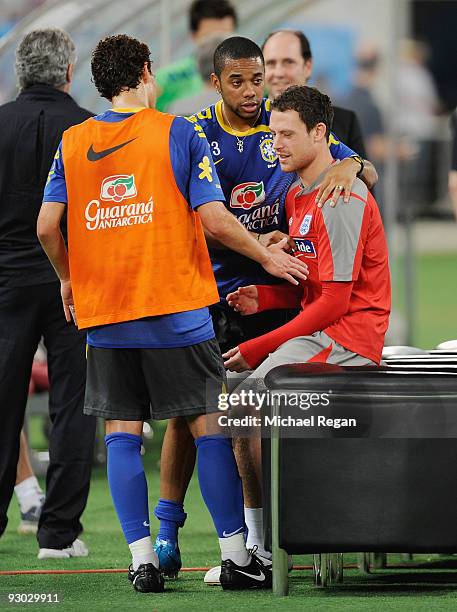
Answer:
[
  {"left": 259, "top": 134, "right": 277, "bottom": 164},
  {"left": 299, "top": 214, "right": 313, "bottom": 236}
]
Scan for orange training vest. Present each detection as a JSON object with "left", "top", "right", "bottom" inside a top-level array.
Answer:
[{"left": 61, "top": 108, "right": 219, "bottom": 329}]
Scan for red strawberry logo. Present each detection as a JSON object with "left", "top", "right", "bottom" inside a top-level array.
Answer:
[
  {"left": 231, "top": 182, "right": 265, "bottom": 209},
  {"left": 101, "top": 175, "right": 136, "bottom": 202}
]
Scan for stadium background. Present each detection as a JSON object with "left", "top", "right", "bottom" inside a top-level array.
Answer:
[{"left": 1, "top": 0, "right": 456, "bottom": 609}]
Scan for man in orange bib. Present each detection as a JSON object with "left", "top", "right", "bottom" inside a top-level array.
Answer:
[{"left": 37, "top": 35, "right": 307, "bottom": 593}]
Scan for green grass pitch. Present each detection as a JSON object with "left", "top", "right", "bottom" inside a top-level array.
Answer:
[
  {"left": 1, "top": 252, "right": 457, "bottom": 610},
  {"left": 2, "top": 428, "right": 457, "bottom": 611},
  {"left": 395, "top": 252, "right": 457, "bottom": 348}
]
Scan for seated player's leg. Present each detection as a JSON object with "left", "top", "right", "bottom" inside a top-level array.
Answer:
[
  {"left": 204, "top": 416, "right": 277, "bottom": 585},
  {"left": 187, "top": 412, "right": 272, "bottom": 590},
  {"left": 153, "top": 417, "right": 195, "bottom": 577},
  {"left": 203, "top": 307, "right": 293, "bottom": 585},
  {"left": 211, "top": 303, "right": 291, "bottom": 563},
  {"left": 229, "top": 331, "right": 377, "bottom": 562},
  {"left": 84, "top": 346, "right": 164, "bottom": 593},
  {"left": 226, "top": 374, "right": 270, "bottom": 567},
  {"left": 234, "top": 435, "right": 264, "bottom": 547},
  {"left": 202, "top": 369, "right": 274, "bottom": 587}
]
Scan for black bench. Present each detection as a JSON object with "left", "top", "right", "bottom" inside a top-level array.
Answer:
[{"left": 262, "top": 363, "right": 457, "bottom": 594}]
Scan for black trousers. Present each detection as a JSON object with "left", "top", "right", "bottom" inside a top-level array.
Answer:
[{"left": 0, "top": 282, "right": 96, "bottom": 549}]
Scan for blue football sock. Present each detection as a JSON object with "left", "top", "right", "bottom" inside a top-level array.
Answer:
[
  {"left": 153, "top": 499, "right": 186, "bottom": 544},
  {"left": 105, "top": 433, "right": 150, "bottom": 545},
  {"left": 194, "top": 435, "right": 245, "bottom": 538}
]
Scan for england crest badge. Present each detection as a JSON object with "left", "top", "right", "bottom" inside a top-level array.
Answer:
[{"left": 299, "top": 214, "right": 313, "bottom": 236}]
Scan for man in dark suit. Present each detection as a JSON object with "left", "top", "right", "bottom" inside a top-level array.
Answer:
[
  {"left": 0, "top": 28, "right": 96, "bottom": 558},
  {"left": 262, "top": 30, "right": 367, "bottom": 158}
]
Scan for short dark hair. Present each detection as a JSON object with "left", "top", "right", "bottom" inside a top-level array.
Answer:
[
  {"left": 91, "top": 34, "right": 151, "bottom": 100},
  {"left": 272, "top": 85, "right": 334, "bottom": 137},
  {"left": 189, "top": 0, "right": 238, "bottom": 34},
  {"left": 262, "top": 30, "right": 312, "bottom": 63},
  {"left": 213, "top": 36, "right": 264, "bottom": 78}
]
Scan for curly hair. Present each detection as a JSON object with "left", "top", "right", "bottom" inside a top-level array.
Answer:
[
  {"left": 91, "top": 35, "right": 151, "bottom": 100},
  {"left": 272, "top": 85, "right": 334, "bottom": 137}
]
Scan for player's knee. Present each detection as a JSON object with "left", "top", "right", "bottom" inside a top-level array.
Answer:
[{"left": 105, "top": 419, "right": 143, "bottom": 436}]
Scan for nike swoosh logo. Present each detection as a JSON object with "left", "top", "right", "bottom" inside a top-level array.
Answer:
[
  {"left": 235, "top": 569, "right": 265, "bottom": 581},
  {"left": 87, "top": 138, "right": 137, "bottom": 162},
  {"left": 214, "top": 158, "right": 224, "bottom": 165},
  {"left": 222, "top": 527, "right": 244, "bottom": 537},
  {"left": 143, "top": 521, "right": 150, "bottom": 527}
]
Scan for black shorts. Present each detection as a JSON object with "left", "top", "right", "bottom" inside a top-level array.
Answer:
[
  {"left": 210, "top": 301, "right": 295, "bottom": 354},
  {"left": 84, "top": 338, "right": 226, "bottom": 421}
]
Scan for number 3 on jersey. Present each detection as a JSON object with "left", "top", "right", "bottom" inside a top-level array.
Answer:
[{"left": 211, "top": 141, "right": 221, "bottom": 157}]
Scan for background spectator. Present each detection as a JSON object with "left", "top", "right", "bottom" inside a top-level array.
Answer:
[
  {"left": 262, "top": 30, "right": 367, "bottom": 158},
  {"left": 168, "top": 33, "right": 226, "bottom": 115},
  {"left": 396, "top": 39, "right": 441, "bottom": 213},
  {"left": 156, "top": 0, "right": 237, "bottom": 112},
  {"left": 344, "top": 46, "right": 386, "bottom": 165},
  {"left": 0, "top": 28, "right": 96, "bottom": 559}
]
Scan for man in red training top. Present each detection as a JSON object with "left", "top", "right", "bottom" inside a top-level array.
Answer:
[
  {"left": 221, "top": 86, "right": 391, "bottom": 556},
  {"left": 225, "top": 84, "right": 390, "bottom": 372}
]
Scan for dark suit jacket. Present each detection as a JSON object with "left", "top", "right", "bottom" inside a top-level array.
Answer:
[
  {"left": 0, "top": 85, "right": 92, "bottom": 287},
  {"left": 332, "top": 106, "right": 367, "bottom": 159}
]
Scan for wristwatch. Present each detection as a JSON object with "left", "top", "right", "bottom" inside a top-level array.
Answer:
[{"left": 350, "top": 154, "right": 364, "bottom": 177}]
